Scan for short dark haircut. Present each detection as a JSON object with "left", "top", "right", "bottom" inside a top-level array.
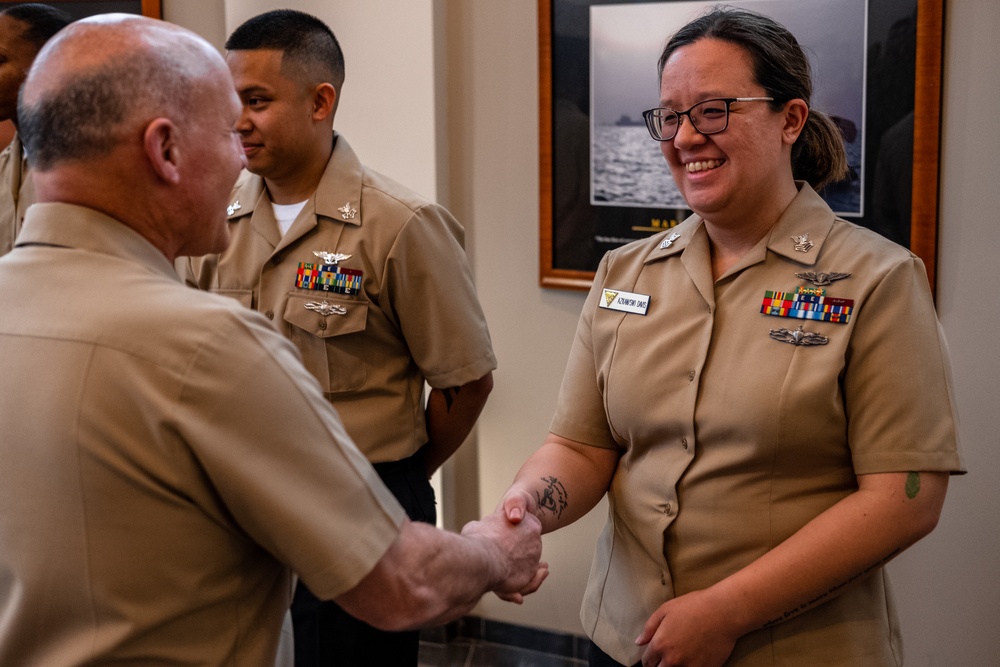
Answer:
[
  {"left": 0, "top": 3, "right": 72, "bottom": 48},
  {"left": 658, "top": 6, "right": 849, "bottom": 190},
  {"left": 225, "top": 9, "right": 344, "bottom": 92}
]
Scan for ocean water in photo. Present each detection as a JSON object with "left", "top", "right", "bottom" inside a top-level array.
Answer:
[
  {"left": 592, "top": 125, "right": 681, "bottom": 207},
  {"left": 591, "top": 124, "right": 864, "bottom": 216}
]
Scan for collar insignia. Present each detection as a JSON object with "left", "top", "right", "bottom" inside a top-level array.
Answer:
[
  {"left": 791, "top": 234, "right": 814, "bottom": 253},
  {"left": 338, "top": 202, "right": 358, "bottom": 220},
  {"left": 227, "top": 200, "right": 241, "bottom": 216},
  {"left": 660, "top": 231, "right": 682, "bottom": 249}
]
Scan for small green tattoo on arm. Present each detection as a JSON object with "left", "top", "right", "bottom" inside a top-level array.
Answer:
[{"left": 905, "top": 472, "right": 921, "bottom": 499}]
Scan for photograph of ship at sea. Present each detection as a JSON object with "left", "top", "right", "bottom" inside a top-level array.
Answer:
[{"left": 590, "top": 0, "right": 866, "bottom": 216}]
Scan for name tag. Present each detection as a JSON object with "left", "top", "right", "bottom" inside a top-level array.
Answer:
[{"left": 599, "top": 288, "right": 650, "bottom": 316}]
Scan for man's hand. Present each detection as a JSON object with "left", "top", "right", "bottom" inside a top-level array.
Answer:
[
  {"left": 634, "top": 588, "right": 739, "bottom": 667},
  {"left": 462, "top": 510, "right": 547, "bottom": 604}
]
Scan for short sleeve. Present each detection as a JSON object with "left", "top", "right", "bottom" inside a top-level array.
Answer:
[
  {"left": 175, "top": 310, "right": 407, "bottom": 599},
  {"left": 382, "top": 204, "right": 497, "bottom": 388},
  {"left": 549, "top": 253, "right": 619, "bottom": 449},
  {"left": 844, "top": 256, "right": 964, "bottom": 474}
]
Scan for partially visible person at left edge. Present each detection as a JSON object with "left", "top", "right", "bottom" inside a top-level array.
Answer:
[{"left": 0, "top": 2, "right": 70, "bottom": 256}]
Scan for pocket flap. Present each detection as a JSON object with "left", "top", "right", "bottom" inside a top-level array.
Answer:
[{"left": 283, "top": 293, "right": 368, "bottom": 338}]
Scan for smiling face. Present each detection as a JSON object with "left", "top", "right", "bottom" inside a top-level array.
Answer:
[
  {"left": 658, "top": 37, "right": 801, "bottom": 225},
  {"left": 227, "top": 48, "right": 320, "bottom": 184}
]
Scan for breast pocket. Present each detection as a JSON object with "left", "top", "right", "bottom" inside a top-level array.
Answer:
[{"left": 282, "top": 293, "right": 369, "bottom": 393}]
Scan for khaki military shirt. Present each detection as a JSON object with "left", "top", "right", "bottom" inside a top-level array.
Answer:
[
  {"left": 183, "top": 134, "right": 496, "bottom": 463},
  {"left": 0, "top": 132, "right": 33, "bottom": 256},
  {"left": 551, "top": 184, "right": 964, "bottom": 665},
  {"left": 0, "top": 204, "right": 406, "bottom": 666}
]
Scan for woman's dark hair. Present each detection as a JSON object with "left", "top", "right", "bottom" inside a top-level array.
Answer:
[{"left": 657, "top": 5, "right": 848, "bottom": 190}]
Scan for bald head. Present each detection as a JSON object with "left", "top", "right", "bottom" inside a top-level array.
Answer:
[{"left": 19, "top": 14, "right": 226, "bottom": 170}]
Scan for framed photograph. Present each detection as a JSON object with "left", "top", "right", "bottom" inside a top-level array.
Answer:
[
  {"left": 0, "top": 1, "right": 162, "bottom": 149},
  {"left": 539, "top": 0, "right": 943, "bottom": 290},
  {"left": 0, "top": 1, "right": 161, "bottom": 20}
]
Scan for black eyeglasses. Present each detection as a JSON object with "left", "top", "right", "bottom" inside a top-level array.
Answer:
[{"left": 641, "top": 97, "right": 774, "bottom": 141}]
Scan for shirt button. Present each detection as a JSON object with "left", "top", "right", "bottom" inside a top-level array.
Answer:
[
  {"left": 664, "top": 503, "right": 672, "bottom": 515},
  {"left": 688, "top": 370, "right": 696, "bottom": 382},
  {"left": 318, "top": 320, "right": 327, "bottom": 330},
  {"left": 681, "top": 437, "right": 689, "bottom": 450},
  {"left": 265, "top": 310, "right": 274, "bottom": 320},
  {"left": 272, "top": 255, "right": 282, "bottom": 265}
]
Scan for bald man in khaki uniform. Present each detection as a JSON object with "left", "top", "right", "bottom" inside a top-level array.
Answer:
[{"left": 0, "top": 15, "right": 543, "bottom": 666}]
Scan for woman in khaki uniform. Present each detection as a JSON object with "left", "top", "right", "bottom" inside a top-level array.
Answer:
[{"left": 500, "top": 8, "right": 963, "bottom": 667}]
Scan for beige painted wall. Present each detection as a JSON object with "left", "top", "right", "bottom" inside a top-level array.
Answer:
[{"left": 166, "top": 1, "right": 1000, "bottom": 663}]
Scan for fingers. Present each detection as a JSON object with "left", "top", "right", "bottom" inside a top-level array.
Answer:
[
  {"left": 494, "top": 562, "right": 549, "bottom": 604},
  {"left": 635, "top": 606, "right": 666, "bottom": 647},
  {"left": 500, "top": 490, "right": 531, "bottom": 524},
  {"left": 521, "top": 561, "right": 549, "bottom": 595}
]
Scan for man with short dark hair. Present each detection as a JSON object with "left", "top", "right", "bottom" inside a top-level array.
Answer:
[
  {"left": 0, "top": 2, "right": 70, "bottom": 255},
  {"left": 0, "top": 15, "right": 544, "bottom": 666},
  {"left": 181, "top": 10, "right": 500, "bottom": 665}
]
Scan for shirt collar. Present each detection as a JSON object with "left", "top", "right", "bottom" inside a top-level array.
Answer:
[
  {"left": 224, "top": 132, "right": 366, "bottom": 228},
  {"left": 642, "top": 182, "right": 836, "bottom": 268},
  {"left": 16, "top": 203, "right": 179, "bottom": 281}
]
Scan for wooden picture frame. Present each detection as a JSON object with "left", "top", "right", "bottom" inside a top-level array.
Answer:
[
  {"left": 0, "top": 0, "right": 160, "bottom": 22},
  {"left": 539, "top": 0, "right": 944, "bottom": 291}
]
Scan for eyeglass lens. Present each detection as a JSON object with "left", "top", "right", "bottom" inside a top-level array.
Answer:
[{"left": 651, "top": 99, "right": 729, "bottom": 141}]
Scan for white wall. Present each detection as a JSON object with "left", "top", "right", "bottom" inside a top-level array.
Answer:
[
  {"left": 166, "top": 0, "right": 1000, "bottom": 661},
  {"left": 888, "top": 2, "right": 1000, "bottom": 665}
]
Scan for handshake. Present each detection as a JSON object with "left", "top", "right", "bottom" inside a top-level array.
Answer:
[
  {"left": 461, "top": 494, "right": 548, "bottom": 605},
  {"left": 337, "top": 488, "right": 549, "bottom": 633}
]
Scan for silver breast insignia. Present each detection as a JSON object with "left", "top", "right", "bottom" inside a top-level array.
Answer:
[
  {"left": 796, "top": 271, "right": 851, "bottom": 286},
  {"left": 305, "top": 301, "right": 348, "bottom": 317},
  {"left": 313, "top": 251, "right": 352, "bottom": 265},
  {"left": 769, "top": 325, "right": 828, "bottom": 346}
]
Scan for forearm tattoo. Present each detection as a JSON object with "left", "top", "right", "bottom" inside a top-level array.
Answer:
[
  {"left": 535, "top": 476, "right": 568, "bottom": 518},
  {"left": 762, "top": 547, "right": 901, "bottom": 628},
  {"left": 905, "top": 471, "right": 921, "bottom": 499}
]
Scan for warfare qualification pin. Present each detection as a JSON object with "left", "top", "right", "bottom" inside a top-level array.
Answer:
[
  {"left": 314, "top": 251, "right": 352, "bottom": 265},
  {"left": 305, "top": 301, "right": 348, "bottom": 317},
  {"left": 769, "top": 325, "right": 828, "bottom": 346},
  {"left": 796, "top": 271, "right": 851, "bottom": 286}
]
